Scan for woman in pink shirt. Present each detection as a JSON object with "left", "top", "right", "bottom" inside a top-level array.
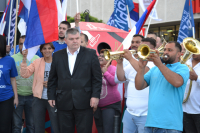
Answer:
[
  {"left": 94, "top": 49, "right": 121, "bottom": 133},
  {"left": 20, "top": 43, "right": 60, "bottom": 133}
]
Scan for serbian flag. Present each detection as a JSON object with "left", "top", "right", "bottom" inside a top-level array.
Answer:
[
  {"left": 127, "top": 2, "right": 139, "bottom": 29},
  {"left": 123, "top": 0, "right": 156, "bottom": 49},
  {"left": 18, "top": 0, "right": 31, "bottom": 23},
  {"left": 24, "top": 0, "right": 59, "bottom": 60}
]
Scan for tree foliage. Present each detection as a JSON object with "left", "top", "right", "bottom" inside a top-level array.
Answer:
[{"left": 67, "top": 13, "right": 103, "bottom": 23}]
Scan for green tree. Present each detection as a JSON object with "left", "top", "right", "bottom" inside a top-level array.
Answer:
[{"left": 67, "top": 13, "right": 103, "bottom": 23}]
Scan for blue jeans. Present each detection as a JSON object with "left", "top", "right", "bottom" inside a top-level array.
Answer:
[
  {"left": 122, "top": 110, "right": 147, "bottom": 133},
  {"left": 12, "top": 95, "right": 34, "bottom": 133},
  {"left": 144, "top": 127, "right": 182, "bottom": 133}
]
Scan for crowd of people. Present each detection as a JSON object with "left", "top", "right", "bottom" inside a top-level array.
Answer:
[{"left": 0, "top": 13, "right": 199, "bottom": 133}]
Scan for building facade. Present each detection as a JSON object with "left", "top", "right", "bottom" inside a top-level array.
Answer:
[
  {"left": 67, "top": 0, "right": 200, "bottom": 42},
  {"left": 143, "top": 0, "right": 200, "bottom": 42}
]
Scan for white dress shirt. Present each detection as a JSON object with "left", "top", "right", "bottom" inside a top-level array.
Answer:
[
  {"left": 66, "top": 47, "right": 80, "bottom": 75},
  {"left": 183, "top": 58, "right": 200, "bottom": 114}
]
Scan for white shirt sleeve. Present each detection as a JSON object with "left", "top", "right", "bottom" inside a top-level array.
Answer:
[
  {"left": 114, "top": 71, "right": 126, "bottom": 84},
  {"left": 196, "top": 76, "right": 200, "bottom": 86}
]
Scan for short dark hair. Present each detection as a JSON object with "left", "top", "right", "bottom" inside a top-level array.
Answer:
[
  {"left": 40, "top": 42, "right": 55, "bottom": 53},
  {"left": 133, "top": 34, "right": 144, "bottom": 39},
  {"left": 100, "top": 49, "right": 111, "bottom": 54},
  {"left": 65, "top": 28, "right": 80, "bottom": 38},
  {"left": 168, "top": 41, "right": 182, "bottom": 52},
  {"left": 0, "top": 35, "right": 7, "bottom": 57},
  {"left": 148, "top": 32, "right": 157, "bottom": 37},
  {"left": 19, "top": 35, "right": 26, "bottom": 44},
  {"left": 60, "top": 21, "right": 71, "bottom": 29},
  {"left": 20, "top": 35, "right": 26, "bottom": 39},
  {"left": 80, "top": 33, "right": 88, "bottom": 43},
  {"left": 141, "top": 38, "right": 156, "bottom": 48}
]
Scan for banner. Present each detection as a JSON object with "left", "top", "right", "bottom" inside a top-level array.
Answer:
[
  {"left": 177, "top": 0, "right": 195, "bottom": 43},
  {"left": 4, "top": 0, "right": 16, "bottom": 48}
]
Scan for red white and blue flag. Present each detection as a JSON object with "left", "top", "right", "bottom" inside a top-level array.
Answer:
[
  {"left": 127, "top": 2, "right": 139, "bottom": 29},
  {"left": 24, "top": 0, "right": 59, "bottom": 60},
  {"left": 123, "top": 0, "right": 156, "bottom": 49},
  {"left": 135, "top": 0, "right": 156, "bottom": 34},
  {"left": 18, "top": 0, "right": 31, "bottom": 23}
]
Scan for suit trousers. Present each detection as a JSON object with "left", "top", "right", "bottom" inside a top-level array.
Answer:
[{"left": 57, "top": 107, "right": 93, "bottom": 133}]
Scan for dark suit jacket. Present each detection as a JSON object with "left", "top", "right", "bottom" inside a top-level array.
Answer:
[{"left": 47, "top": 46, "right": 102, "bottom": 111}]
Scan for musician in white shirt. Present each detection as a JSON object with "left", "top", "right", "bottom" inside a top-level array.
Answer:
[{"left": 183, "top": 53, "right": 200, "bottom": 133}]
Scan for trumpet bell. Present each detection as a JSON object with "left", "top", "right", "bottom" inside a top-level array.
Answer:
[
  {"left": 137, "top": 44, "right": 150, "bottom": 60},
  {"left": 137, "top": 44, "right": 164, "bottom": 60},
  {"left": 180, "top": 37, "right": 200, "bottom": 64},
  {"left": 183, "top": 37, "right": 200, "bottom": 54}
]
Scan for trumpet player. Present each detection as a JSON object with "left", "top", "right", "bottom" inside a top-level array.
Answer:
[
  {"left": 116, "top": 38, "right": 156, "bottom": 133},
  {"left": 115, "top": 34, "right": 144, "bottom": 108},
  {"left": 182, "top": 45, "right": 200, "bottom": 132},
  {"left": 135, "top": 41, "right": 189, "bottom": 133}
]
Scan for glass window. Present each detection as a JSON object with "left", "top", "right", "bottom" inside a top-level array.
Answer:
[
  {"left": 148, "top": 27, "right": 159, "bottom": 36},
  {"left": 160, "top": 26, "right": 176, "bottom": 42}
]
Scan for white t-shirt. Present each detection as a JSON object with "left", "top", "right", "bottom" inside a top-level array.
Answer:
[
  {"left": 183, "top": 58, "right": 200, "bottom": 114},
  {"left": 114, "top": 56, "right": 134, "bottom": 98},
  {"left": 125, "top": 61, "right": 154, "bottom": 116}
]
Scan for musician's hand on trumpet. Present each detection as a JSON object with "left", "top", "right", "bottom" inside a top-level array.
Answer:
[
  {"left": 189, "top": 70, "right": 198, "bottom": 81},
  {"left": 116, "top": 55, "right": 123, "bottom": 64},
  {"left": 121, "top": 49, "right": 134, "bottom": 61},
  {"left": 138, "top": 59, "right": 148, "bottom": 70},
  {"left": 148, "top": 50, "right": 163, "bottom": 67}
]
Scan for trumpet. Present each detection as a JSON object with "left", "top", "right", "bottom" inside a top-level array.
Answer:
[
  {"left": 137, "top": 44, "right": 165, "bottom": 60},
  {"left": 104, "top": 43, "right": 166, "bottom": 61},
  {"left": 180, "top": 37, "right": 200, "bottom": 103},
  {"left": 104, "top": 50, "right": 137, "bottom": 60}
]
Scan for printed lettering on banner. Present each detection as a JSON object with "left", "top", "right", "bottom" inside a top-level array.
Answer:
[
  {"left": 114, "top": 0, "right": 128, "bottom": 31},
  {"left": 177, "top": 9, "right": 193, "bottom": 43},
  {"left": 0, "top": 70, "right": 3, "bottom": 78},
  {"left": 9, "top": 9, "right": 16, "bottom": 49}
]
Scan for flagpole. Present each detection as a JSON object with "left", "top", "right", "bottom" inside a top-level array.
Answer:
[
  {"left": 8, "top": 0, "right": 14, "bottom": 46},
  {"left": 76, "top": 0, "right": 79, "bottom": 13},
  {"left": 145, "top": 18, "right": 152, "bottom": 37},
  {"left": 126, "top": 6, "right": 132, "bottom": 29},
  {"left": 145, "top": 0, "right": 159, "bottom": 37},
  {"left": 13, "top": 0, "right": 19, "bottom": 55},
  {"left": 192, "top": 27, "right": 195, "bottom": 38}
]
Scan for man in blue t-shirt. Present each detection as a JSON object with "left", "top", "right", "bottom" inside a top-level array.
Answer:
[
  {"left": 36, "top": 13, "right": 81, "bottom": 57},
  {"left": 135, "top": 41, "right": 189, "bottom": 133}
]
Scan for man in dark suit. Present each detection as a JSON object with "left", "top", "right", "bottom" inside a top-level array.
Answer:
[{"left": 47, "top": 28, "right": 102, "bottom": 133}]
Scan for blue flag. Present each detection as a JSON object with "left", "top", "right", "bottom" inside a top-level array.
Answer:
[
  {"left": 177, "top": 0, "right": 195, "bottom": 43},
  {"left": 4, "top": 0, "right": 17, "bottom": 49},
  {"left": 107, "top": 0, "right": 135, "bottom": 31}
]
